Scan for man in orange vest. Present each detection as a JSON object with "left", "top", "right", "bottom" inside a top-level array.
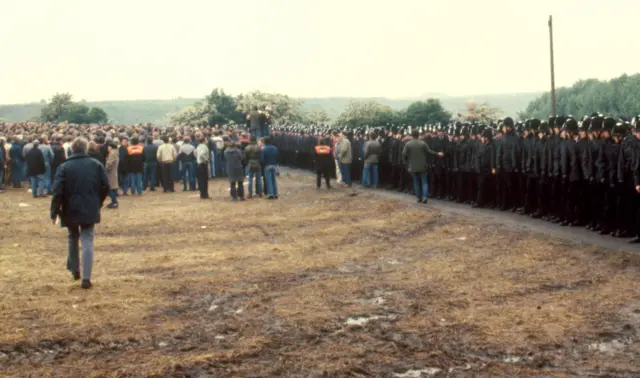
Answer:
[{"left": 314, "top": 139, "right": 333, "bottom": 189}]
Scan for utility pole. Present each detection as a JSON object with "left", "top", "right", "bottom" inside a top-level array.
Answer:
[{"left": 548, "top": 15, "right": 557, "bottom": 117}]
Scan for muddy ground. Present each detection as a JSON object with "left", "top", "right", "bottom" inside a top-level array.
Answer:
[{"left": 0, "top": 172, "right": 639, "bottom": 377}]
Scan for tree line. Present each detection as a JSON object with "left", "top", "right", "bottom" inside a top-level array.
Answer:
[{"left": 520, "top": 73, "right": 640, "bottom": 120}]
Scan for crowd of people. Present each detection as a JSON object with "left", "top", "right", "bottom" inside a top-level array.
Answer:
[
  {"left": 272, "top": 114, "right": 640, "bottom": 245},
  {"left": 2, "top": 111, "right": 640, "bottom": 288}
]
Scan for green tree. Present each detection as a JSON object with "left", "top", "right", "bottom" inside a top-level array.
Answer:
[
  {"left": 88, "top": 107, "right": 109, "bottom": 123},
  {"left": 235, "top": 90, "right": 304, "bottom": 125},
  {"left": 335, "top": 100, "right": 396, "bottom": 128},
  {"left": 405, "top": 98, "right": 452, "bottom": 126},
  {"left": 521, "top": 73, "right": 640, "bottom": 119},
  {"left": 40, "top": 92, "right": 74, "bottom": 122},
  {"left": 205, "top": 88, "right": 242, "bottom": 125},
  {"left": 168, "top": 101, "right": 215, "bottom": 126},
  {"left": 303, "top": 108, "right": 331, "bottom": 125},
  {"left": 39, "top": 93, "right": 109, "bottom": 124}
]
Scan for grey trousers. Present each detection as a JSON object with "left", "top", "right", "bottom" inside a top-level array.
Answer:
[{"left": 66, "top": 224, "right": 95, "bottom": 280}]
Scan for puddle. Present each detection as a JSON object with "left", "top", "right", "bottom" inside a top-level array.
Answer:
[
  {"left": 394, "top": 368, "right": 441, "bottom": 377},
  {"left": 345, "top": 314, "right": 396, "bottom": 326},
  {"left": 18, "top": 203, "right": 31, "bottom": 207},
  {"left": 588, "top": 338, "right": 630, "bottom": 354},
  {"left": 503, "top": 355, "right": 532, "bottom": 363},
  {"left": 456, "top": 236, "right": 467, "bottom": 241},
  {"left": 387, "top": 259, "right": 402, "bottom": 265}
]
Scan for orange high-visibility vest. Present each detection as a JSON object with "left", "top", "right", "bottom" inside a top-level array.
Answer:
[
  {"left": 315, "top": 145, "right": 331, "bottom": 155},
  {"left": 127, "top": 145, "right": 144, "bottom": 155}
]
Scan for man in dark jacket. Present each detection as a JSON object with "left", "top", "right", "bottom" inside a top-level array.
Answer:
[
  {"left": 51, "top": 137, "right": 110, "bottom": 289},
  {"left": 362, "top": 132, "right": 382, "bottom": 188},
  {"left": 143, "top": 137, "right": 159, "bottom": 191},
  {"left": 50, "top": 136, "right": 66, "bottom": 186},
  {"left": 495, "top": 117, "right": 521, "bottom": 211},
  {"left": 473, "top": 128, "right": 496, "bottom": 208},
  {"left": 402, "top": 130, "right": 444, "bottom": 204},
  {"left": 126, "top": 137, "right": 145, "bottom": 195},
  {"left": 314, "top": 139, "right": 333, "bottom": 189},
  {"left": 25, "top": 140, "right": 47, "bottom": 198}
]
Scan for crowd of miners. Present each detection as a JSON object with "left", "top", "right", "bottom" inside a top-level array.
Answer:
[{"left": 1, "top": 113, "right": 640, "bottom": 244}]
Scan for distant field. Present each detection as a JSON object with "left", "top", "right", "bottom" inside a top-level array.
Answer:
[
  {"left": 0, "top": 93, "right": 541, "bottom": 124},
  {"left": 0, "top": 172, "right": 638, "bottom": 377}
]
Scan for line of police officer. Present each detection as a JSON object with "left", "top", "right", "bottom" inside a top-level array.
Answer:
[{"left": 271, "top": 114, "right": 640, "bottom": 243}]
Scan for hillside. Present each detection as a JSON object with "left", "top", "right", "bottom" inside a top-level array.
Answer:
[{"left": 0, "top": 93, "right": 541, "bottom": 125}]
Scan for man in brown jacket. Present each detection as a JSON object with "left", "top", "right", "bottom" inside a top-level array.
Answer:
[{"left": 105, "top": 141, "right": 119, "bottom": 209}]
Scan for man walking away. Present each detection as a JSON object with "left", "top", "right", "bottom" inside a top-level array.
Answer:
[
  {"left": 157, "top": 136, "right": 176, "bottom": 193},
  {"left": 261, "top": 136, "right": 279, "bottom": 199},
  {"left": 51, "top": 137, "right": 110, "bottom": 289},
  {"left": 225, "top": 141, "right": 245, "bottom": 200},
  {"left": 363, "top": 132, "right": 382, "bottom": 188},
  {"left": 195, "top": 132, "right": 210, "bottom": 199},
  {"left": 403, "top": 130, "right": 444, "bottom": 204},
  {"left": 314, "top": 139, "right": 333, "bottom": 189},
  {"left": 244, "top": 136, "right": 263, "bottom": 198},
  {"left": 105, "top": 141, "right": 119, "bottom": 209},
  {"left": 126, "top": 137, "right": 145, "bottom": 195},
  {"left": 26, "top": 140, "right": 47, "bottom": 198}
]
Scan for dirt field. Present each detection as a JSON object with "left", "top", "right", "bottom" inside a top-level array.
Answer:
[{"left": 1, "top": 172, "right": 639, "bottom": 377}]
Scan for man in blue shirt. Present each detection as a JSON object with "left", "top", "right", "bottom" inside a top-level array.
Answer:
[{"left": 260, "top": 136, "right": 279, "bottom": 199}]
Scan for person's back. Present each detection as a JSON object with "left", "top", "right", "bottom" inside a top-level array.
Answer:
[
  {"left": 249, "top": 110, "right": 261, "bottom": 132},
  {"left": 144, "top": 141, "right": 159, "bottom": 163},
  {"left": 51, "top": 137, "right": 109, "bottom": 289},
  {"left": 26, "top": 144, "right": 46, "bottom": 177},
  {"left": 53, "top": 153, "right": 109, "bottom": 222},
  {"left": 127, "top": 142, "right": 145, "bottom": 173},
  {"left": 261, "top": 144, "right": 279, "bottom": 166},
  {"left": 364, "top": 139, "right": 382, "bottom": 164},
  {"left": 244, "top": 143, "right": 261, "bottom": 172},
  {"left": 403, "top": 138, "right": 430, "bottom": 173}
]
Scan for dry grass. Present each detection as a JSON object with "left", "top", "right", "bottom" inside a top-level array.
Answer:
[{"left": 1, "top": 172, "right": 639, "bottom": 377}]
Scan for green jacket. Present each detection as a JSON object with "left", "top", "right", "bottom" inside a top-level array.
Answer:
[
  {"left": 243, "top": 143, "right": 262, "bottom": 172},
  {"left": 402, "top": 138, "right": 438, "bottom": 173},
  {"left": 364, "top": 140, "right": 382, "bottom": 164},
  {"left": 338, "top": 138, "right": 352, "bottom": 164}
]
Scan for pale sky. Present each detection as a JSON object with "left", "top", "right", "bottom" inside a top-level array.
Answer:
[{"left": 0, "top": 0, "right": 637, "bottom": 104}]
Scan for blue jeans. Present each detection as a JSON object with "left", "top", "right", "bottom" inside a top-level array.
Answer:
[
  {"left": 44, "top": 166, "right": 52, "bottom": 192},
  {"left": 127, "top": 172, "right": 143, "bottom": 195},
  {"left": 171, "top": 162, "right": 180, "bottom": 181},
  {"left": 144, "top": 162, "right": 158, "bottom": 190},
  {"left": 109, "top": 189, "right": 118, "bottom": 204},
  {"left": 248, "top": 170, "right": 263, "bottom": 195},
  {"left": 209, "top": 151, "right": 216, "bottom": 178},
  {"left": 182, "top": 161, "right": 196, "bottom": 191},
  {"left": 412, "top": 172, "right": 429, "bottom": 201},
  {"left": 339, "top": 162, "right": 352, "bottom": 186},
  {"left": 252, "top": 129, "right": 262, "bottom": 139},
  {"left": 264, "top": 165, "right": 278, "bottom": 197},
  {"left": 0, "top": 163, "right": 5, "bottom": 189},
  {"left": 182, "top": 161, "right": 196, "bottom": 190},
  {"left": 67, "top": 224, "right": 95, "bottom": 280},
  {"left": 29, "top": 174, "right": 45, "bottom": 197},
  {"left": 362, "top": 163, "right": 379, "bottom": 187}
]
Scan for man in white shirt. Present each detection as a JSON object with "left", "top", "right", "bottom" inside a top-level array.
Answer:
[
  {"left": 195, "top": 132, "right": 210, "bottom": 199},
  {"left": 156, "top": 136, "right": 177, "bottom": 192}
]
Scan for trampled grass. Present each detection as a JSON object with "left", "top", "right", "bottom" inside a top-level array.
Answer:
[{"left": 0, "top": 172, "right": 639, "bottom": 377}]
